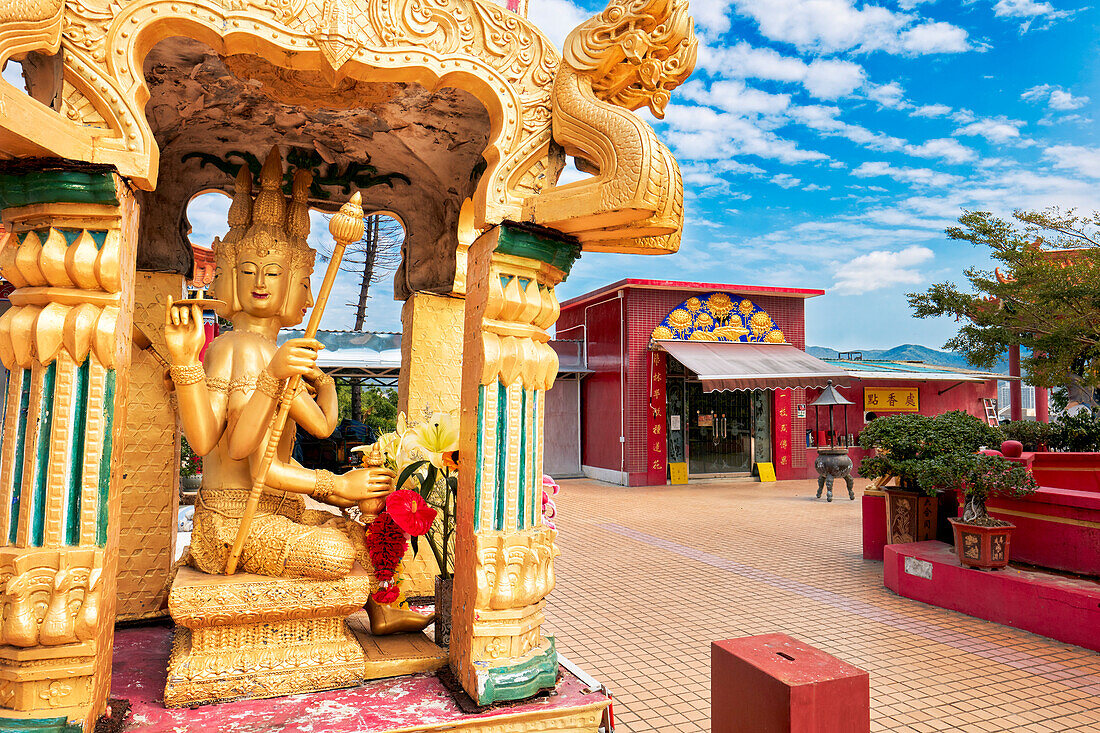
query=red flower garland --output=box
[365,513,408,584]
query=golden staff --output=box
[225,192,365,575]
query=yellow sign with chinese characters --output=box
[864,387,919,412]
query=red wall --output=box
[802,378,998,479]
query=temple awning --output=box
[657,341,849,391]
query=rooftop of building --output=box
[559,278,825,310]
[823,358,1011,382]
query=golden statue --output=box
[165,148,393,580]
[158,148,442,707]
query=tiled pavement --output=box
[541,478,1100,733]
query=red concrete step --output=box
[884,541,1100,652]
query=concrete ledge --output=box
[884,541,1100,652]
[581,465,627,486]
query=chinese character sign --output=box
[773,389,793,476]
[864,387,919,413]
[647,351,668,484]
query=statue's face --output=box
[280,268,315,327]
[236,250,291,319]
[210,256,236,318]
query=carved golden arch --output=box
[11,0,560,227]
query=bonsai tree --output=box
[917,453,1037,525]
[858,410,1003,494]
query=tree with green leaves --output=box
[908,208,1100,411]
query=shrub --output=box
[1048,410,1100,452]
[1000,420,1050,451]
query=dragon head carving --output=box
[562,0,698,119]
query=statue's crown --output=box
[213,146,315,272]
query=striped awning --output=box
[658,341,849,392]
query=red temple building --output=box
[554,279,1004,485]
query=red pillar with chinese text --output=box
[647,351,668,485]
[774,390,793,480]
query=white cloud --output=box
[681,79,791,116]
[1041,145,1100,179]
[699,42,866,100]
[1021,84,1089,111]
[994,0,1055,15]
[852,161,962,187]
[772,173,801,188]
[993,0,1072,31]
[912,103,952,118]
[905,137,977,163]
[803,183,830,191]
[898,22,969,53]
[831,246,934,294]
[663,104,829,164]
[865,81,906,108]
[731,0,969,55]
[804,59,868,99]
[954,117,1026,144]
[789,106,976,163]
[1049,90,1088,110]
[790,104,908,151]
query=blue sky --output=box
[7,0,1092,350]
[526,0,1100,350]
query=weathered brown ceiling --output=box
[136,36,491,298]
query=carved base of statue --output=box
[164,565,375,707]
[164,566,447,706]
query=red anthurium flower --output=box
[373,585,401,605]
[386,489,438,536]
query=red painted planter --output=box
[949,517,1015,570]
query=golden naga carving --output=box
[0,549,102,650]
[527,0,697,254]
[474,528,558,610]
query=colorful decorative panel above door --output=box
[651,293,786,343]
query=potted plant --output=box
[919,452,1037,569]
[179,437,202,504]
[859,411,1002,545]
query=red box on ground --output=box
[712,633,870,733]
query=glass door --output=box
[686,383,753,474]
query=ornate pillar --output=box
[452,223,579,705]
[397,291,465,595]
[0,164,138,731]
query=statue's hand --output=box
[335,467,396,514]
[164,297,206,365]
[268,338,323,381]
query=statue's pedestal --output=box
[164,566,446,706]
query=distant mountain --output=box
[808,344,1008,373]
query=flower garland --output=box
[365,513,407,602]
[365,489,437,604]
